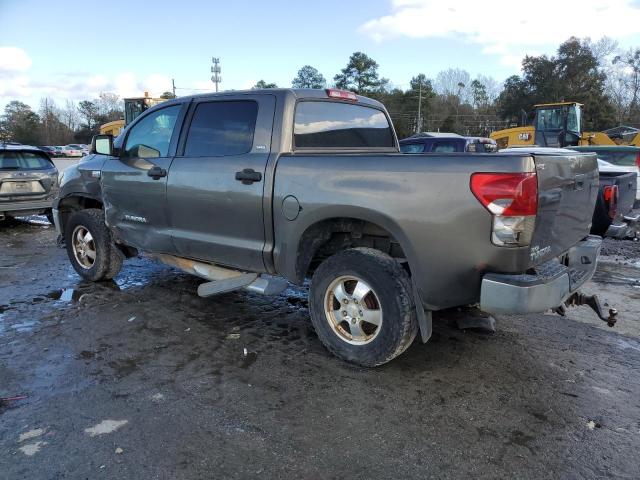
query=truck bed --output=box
[273,150,598,310]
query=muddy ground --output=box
[1,218,640,479]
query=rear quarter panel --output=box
[273,152,537,310]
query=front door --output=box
[167,95,275,271]
[101,103,183,253]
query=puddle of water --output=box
[616,338,640,352]
[59,289,74,302]
[10,320,39,333]
[14,215,52,226]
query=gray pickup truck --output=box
[54,89,613,366]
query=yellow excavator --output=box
[490,101,640,149]
[99,92,165,136]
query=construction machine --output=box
[99,92,165,136]
[490,102,640,149]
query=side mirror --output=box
[91,134,115,156]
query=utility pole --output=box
[417,80,422,134]
[172,78,176,98]
[211,57,221,92]
[456,82,465,133]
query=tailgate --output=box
[0,172,54,200]
[602,171,636,217]
[528,150,598,266]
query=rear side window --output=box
[597,151,639,167]
[0,151,53,170]
[294,101,394,149]
[400,143,425,154]
[184,101,258,156]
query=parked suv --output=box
[0,143,59,222]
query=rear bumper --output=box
[606,214,640,239]
[0,199,53,216]
[480,236,601,315]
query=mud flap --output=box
[413,282,432,343]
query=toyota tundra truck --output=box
[53,89,613,366]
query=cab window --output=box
[184,101,258,157]
[294,101,394,148]
[432,140,459,153]
[124,105,181,158]
[400,143,424,154]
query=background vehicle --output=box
[99,93,166,137]
[490,102,640,149]
[504,147,638,239]
[61,145,83,157]
[0,143,59,222]
[593,160,638,238]
[570,145,640,201]
[400,133,497,153]
[39,146,61,157]
[55,89,605,366]
[66,144,89,156]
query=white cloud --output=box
[361,0,640,70]
[0,46,32,72]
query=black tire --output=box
[309,247,418,367]
[64,208,123,281]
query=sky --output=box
[1,0,640,110]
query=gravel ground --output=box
[1,218,639,479]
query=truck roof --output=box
[165,88,386,110]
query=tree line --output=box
[2,36,639,145]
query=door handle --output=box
[235,168,262,185]
[148,166,167,180]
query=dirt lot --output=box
[1,217,640,479]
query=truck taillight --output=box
[635,153,640,169]
[326,89,358,101]
[603,185,619,220]
[470,172,538,247]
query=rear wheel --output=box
[309,248,418,367]
[64,208,123,281]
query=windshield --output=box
[0,151,54,170]
[536,105,581,133]
[125,99,148,125]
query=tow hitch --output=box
[554,292,618,327]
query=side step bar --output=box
[154,254,288,298]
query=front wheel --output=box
[64,208,123,281]
[309,248,418,367]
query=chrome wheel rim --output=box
[71,225,96,269]
[324,275,382,345]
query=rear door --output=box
[166,94,275,271]
[101,103,184,253]
[529,150,599,266]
